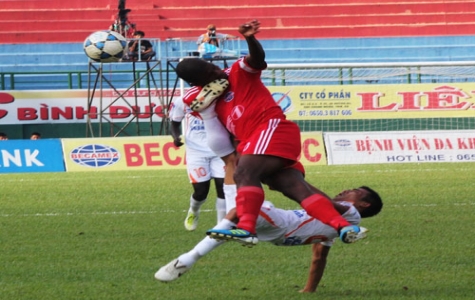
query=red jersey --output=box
[215,58,286,141]
[182,58,302,162]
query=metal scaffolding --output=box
[85,59,166,137]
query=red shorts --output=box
[290,161,305,176]
[236,119,301,162]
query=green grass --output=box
[1,163,475,299]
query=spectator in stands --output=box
[197,24,236,49]
[0,132,8,140]
[127,31,156,61]
[30,132,41,140]
[109,8,136,38]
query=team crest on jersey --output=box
[223,91,234,102]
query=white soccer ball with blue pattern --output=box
[83,30,127,63]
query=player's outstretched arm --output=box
[238,19,266,70]
[170,120,184,147]
[300,243,331,293]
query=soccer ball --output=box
[83,30,127,63]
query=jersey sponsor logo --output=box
[230,105,245,120]
[223,91,234,102]
[282,236,303,246]
[292,210,306,218]
[70,144,120,168]
[189,118,205,132]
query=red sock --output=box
[235,186,265,234]
[300,194,351,230]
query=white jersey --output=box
[256,201,361,247]
[169,97,216,157]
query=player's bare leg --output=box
[155,218,235,282]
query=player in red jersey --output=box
[175,20,363,246]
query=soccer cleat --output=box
[339,225,368,243]
[206,227,258,247]
[184,209,199,231]
[189,78,229,112]
[154,259,191,282]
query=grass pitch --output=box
[1,163,474,299]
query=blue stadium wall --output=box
[2,36,475,73]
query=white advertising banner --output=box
[324,130,475,165]
[0,90,179,124]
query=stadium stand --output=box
[2,0,475,87]
[1,0,475,42]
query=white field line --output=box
[0,174,183,182]
[2,166,475,183]
[0,209,215,218]
[1,202,474,218]
[2,166,474,217]
[305,167,475,175]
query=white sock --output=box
[177,219,236,267]
[223,184,237,213]
[202,116,234,157]
[190,195,205,213]
[215,197,226,223]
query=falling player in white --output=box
[155,182,383,293]
[169,96,226,230]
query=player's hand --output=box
[173,138,184,147]
[238,19,261,37]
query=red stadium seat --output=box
[1,0,475,43]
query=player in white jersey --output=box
[155,186,383,293]
[255,200,360,246]
[169,96,226,231]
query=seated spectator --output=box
[0,132,8,140]
[197,24,237,49]
[30,132,41,140]
[127,31,156,61]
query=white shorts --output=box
[256,201,339,246]
[186,154,225,183]
[255,201,288,244]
